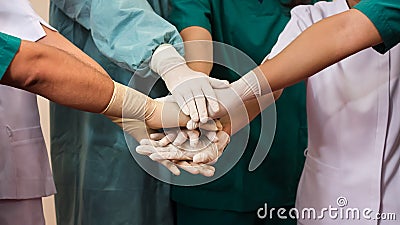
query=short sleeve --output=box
[0,32,21,80]
[354,0,400,53]
[266,6,314,61]
[169,0,212,33]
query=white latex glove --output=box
[150,129,201,147]
[107,116,183,175]
[136,137,217,177]
[150,44,230,123]
[137,130,230,165]
[101,81,190,129]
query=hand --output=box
[107,116,186,175]
[137,130,230,165]
[136,137,217,177]
[150,44,230,123]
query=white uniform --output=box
[266,0,400,224]
[0,1,56,225]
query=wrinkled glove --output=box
[196,69,268,120]
[107,116,185,175]
[152,119,223,147]
[137,130,230,165]
[101,81,190,129]
[150,44,230,123]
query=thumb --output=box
[208,77,230,89]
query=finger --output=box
[191,162,215,177]
[193,145,218,164]
[187,130,200,147]
[159,132,178,147]
[204,131,218,143]
[215,120,223,131]
[198,119,218,131]
[150,151,191,161]
[174,94,190,116]
[158,160,181,176]
[136,145,156,155]
[185,93,200,123]
[139,139,161,147]
[192,89,208,123]
[208,77,230,89]
[202,83,219,114]
[176,161,200,175]
[173,131,188,146]
[186,120,198,130]
[150,133,165,141]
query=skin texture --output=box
[1,27,191,129]
[1,38,114,113]
[258,8,382,92]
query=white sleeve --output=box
[0,0,56,41]
[262,6,315,63]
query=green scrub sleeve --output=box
[0,32,21,80]
[354,0,400,53]
[169,0,212,33]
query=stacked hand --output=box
[136,119,230,176]
[127,44,266,177]
[150,44,230,124]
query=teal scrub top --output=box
[169,0,309,211]
[0,32,20,80]
[354,0,400,53]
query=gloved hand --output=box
[101,81,190,129]
[136,135,218,177]
[107,116,184,175]
[137,130,230,165]
[150,44,230,124]
[152,119,223,147]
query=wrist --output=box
[101,81,126,117]
[150,44,186,77]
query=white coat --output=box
[266,0,400,224]
[0,0,56,199]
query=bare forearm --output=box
[259,9,382,91]
[2,40,113,113]
[180,26,213,74]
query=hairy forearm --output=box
[259,9,382,91]
[2,40,113,113]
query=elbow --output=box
[20,51,48,90]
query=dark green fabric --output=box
[176,202,296,225]
[0,32,21,80]
[49,3,173,225]
[354,0,400,53]
[169,0,308,212]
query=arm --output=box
[179,26,213,75]
[1,36,190,129]
[2,39,114,113]
[258,9,382,92]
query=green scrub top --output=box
[169,0,308,211]
[354,0,400,53]
[0,32,20,80]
